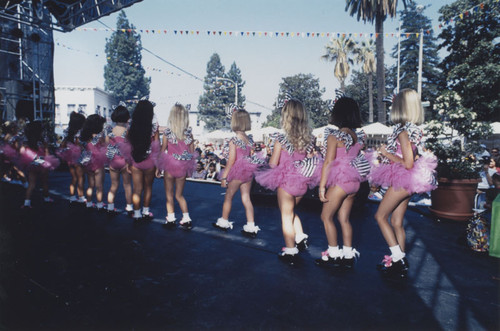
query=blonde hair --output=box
[231,109,251,132]
[168,103,189,140]
[281,99,312,151]
[390,88,424,125]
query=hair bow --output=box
[225,103,240,119]
[277,92,293,109]
[112,101,127,110]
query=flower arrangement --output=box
[425,90,492,180]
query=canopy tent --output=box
[312,125,338,137]
[491,122,500,134]
[249,126,282,141]
[361,122,392,135]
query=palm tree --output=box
[345,0,410,124]
[321,35,356,92]
[355,39,376,123]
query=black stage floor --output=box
[0,171,498,330]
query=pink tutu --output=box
[157,151,197,178]
[227,157,260,183]
[128,140,160,170]
[56,142,81,166]
[369,152,437,194]
[326,159,362,195]
[80,143,107,172]
[107,139,130,171]
[1,143,18,162]
[18,147,60,171]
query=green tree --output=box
[345,69,379,123]
[321,35,356,91]
[263,74,328,128]
[226,62,246,107]
[198,53,230,130]
[104,11,150,104]
[354,39,376,122]
[345,0,410,124]
[438,0,500,121]
[389,3,442,111]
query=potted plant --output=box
[425,90,492,221]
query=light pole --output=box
[216,77,238,106]
[416,5,424,100]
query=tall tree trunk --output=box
[368,72,373,123]
[375,12,386,124]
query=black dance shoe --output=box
[179,220,192,230]
[315,253,342,267]
[379,257,409,278]
[296,237,309,251]
[278,251,299,266]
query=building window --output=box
[67,104,75,116]
[78,104,87,114]
[103,107,107,117]
[96,105,101,115]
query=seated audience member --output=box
[191,161,207,179]
[205,162,218,181]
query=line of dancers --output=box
[0,89,437,278]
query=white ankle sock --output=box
[327,245,342,258]
[343,246,354,258]
[283,247,299,255]
[133,210,142,219]
[107,203,114,211]
[96,202,104,209]
[78,196,86,203]
[167,213,176,222]
[389,245,405,262]
[295,233,308,244]
[86,201,93,208]
[182,212,191,221]
[24,199,31,207]
[69,196,77,202]
[142,207,150,215]
[126,204,133,211]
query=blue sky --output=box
[53,0,454,124]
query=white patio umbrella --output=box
[362,122,392,135]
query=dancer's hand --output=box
[378,144,388,157]
[319,187,328,202]
[155,169,162,178]
[221,178,227,188]
[126,164,132,174]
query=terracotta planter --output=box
[429,178,480,221]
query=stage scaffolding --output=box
[0,0,142,122]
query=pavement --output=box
[0,171,498,330]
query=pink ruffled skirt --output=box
[129,141,160,170]
[157,151,197,178]
[368,153,437,194]
[255,161,321,197]
[56,142,81,166]
[326,159,362,195]
[227,157,259,183]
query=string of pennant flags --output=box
[74,1,498,39]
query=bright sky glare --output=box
[53,0,454,125]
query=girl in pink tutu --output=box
[19,121,60,208]
[126,99,160,221]
[255,99,320,264]
[105,104,133,216]
[57,111,85,204]
[77,114,107,209]
[156,103,195,229]
[213,108,264,237]
[316,97,368,269]
[369,89,437,277]
[0,121,26,184]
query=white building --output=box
[54,86,116,130]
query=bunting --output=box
[72,1,498,40]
